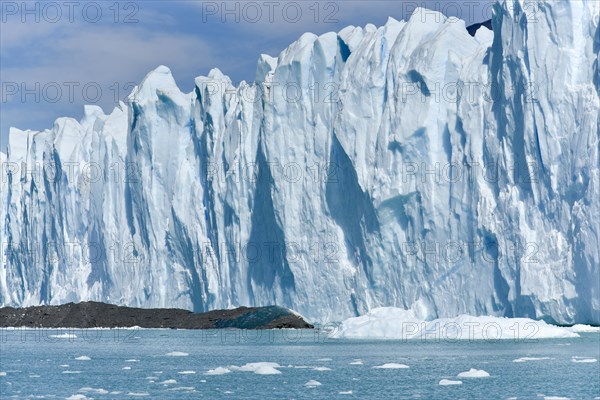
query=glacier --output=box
[1,0,599,324]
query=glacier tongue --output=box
[1,1,599,324]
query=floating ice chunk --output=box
[125,359,140,362]
[339,391,353,395]
[122,366,131,370]
[160,379,177,384]
[205,367,231,375]
[74,356,91,361]
[62,371,81,374]
[49,334,77,339]
[127,392,150,397]
[571,357,597,363]
[66,395,90,400]
[305,380,322,387]
[313,366,332,371]
[60,365,69,368]
[544,397,571,400]
[79,387,109,394]
[457,368,490,378]
[439,379,462,386]
[230,362,282,375]
[373,363,409,369]
[315,358,332,361]
[168,386,195,391]
[330,308,580,340]
[513,357,552,363]
[0,372,6,376]
[165,351,188,357]
[350,360,363,365]
[254,365,282,375]
[178,370,196,374]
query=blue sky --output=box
[0,0,494,149]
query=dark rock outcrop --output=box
[0,302,313,329]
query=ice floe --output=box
[49,334,77,339]
[456,368,490,378]
[373,363,409,369]
[178,370,196,374]
[205,367,232,375]
[305,380,322,387]
[78,387,108,394]
[230,362,282,375]
[571,356,597,363]
[165,351,188,357]
[513,357,552,363]
[439,379,462,385]
[74,356,91,361]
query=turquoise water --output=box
[0,328,598,399]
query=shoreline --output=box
[0,302,313,330]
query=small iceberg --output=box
[229,362,282,375]
[513,357,552,363]
[439,379,462,386]
[571,356,597,363]
[49,333,77,339]
[79,387,109,394]
[373,363,409,369]
[205,367,231,375]
[74,356,91,361]
[165,351,188,357]
[457,368,490,378]
[305,380,322,387]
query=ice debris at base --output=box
[567,325,600,333]
[1,1,599,325]
[329,308,580,340]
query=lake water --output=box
[0,328,598,399]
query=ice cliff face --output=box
[1,0,599,324]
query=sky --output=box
[0,0,495,149]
